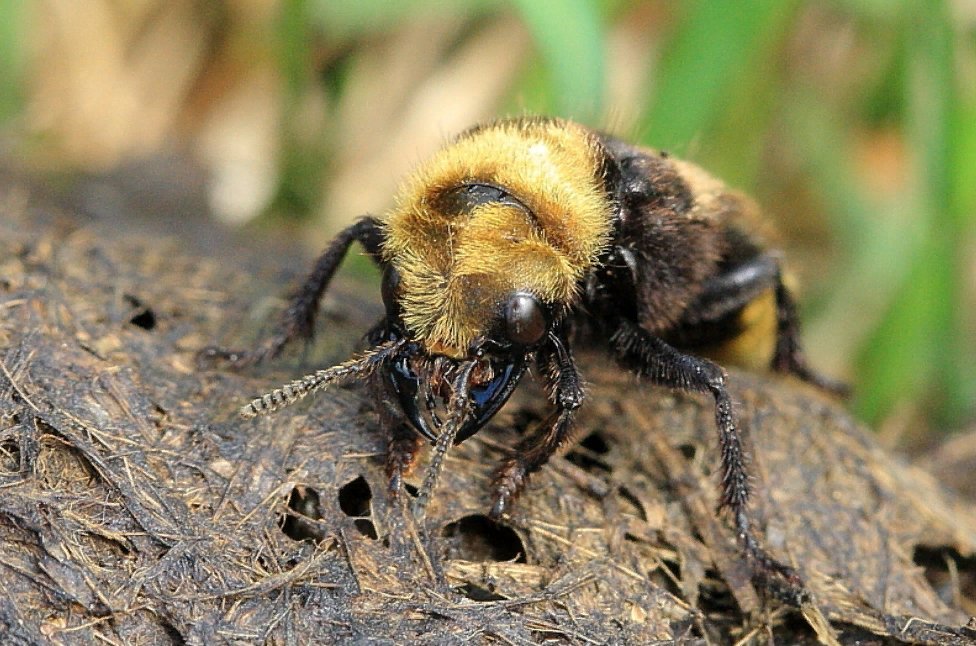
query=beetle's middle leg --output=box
[611,321,809,605]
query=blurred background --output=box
[0,0,974,451]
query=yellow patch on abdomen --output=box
[704,288,778,370]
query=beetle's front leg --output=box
[201,216,386,367]
[490,332,584,519]
[386,424,424,497]
[372,372,424,497]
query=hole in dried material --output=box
[676,619,705,641]
[617,485,646,522]
[354,519,378,540]
[647,549,683,599]
[697,568,737,614]
[404,482,419,498]
[124,294,157,331]
[338,476,377,539]
[913,544,976,606]
[441,514,525,563]
[579,430,610,454]
[281,486,326,542]
[510,409,544,436]
[457,582,506,602]
[160,618,184,643]
[565,430,612,474]
[130,309,157,330]
[338,476,372,517]
[0,438,20,471]
[678,443,697,460]
[565,449,610,475]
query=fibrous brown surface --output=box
[1,179,975,645]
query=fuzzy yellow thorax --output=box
[381,119,613,356]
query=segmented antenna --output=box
[413,360,477,517]
[240,338,405,419]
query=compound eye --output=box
[504,293,547,346]
[381,265,401,315]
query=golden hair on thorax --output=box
[382,118,614,356]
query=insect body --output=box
[222,117,843,603]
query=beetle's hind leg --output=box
[674,253,847,396]
[677,254,780,327]
[201,216,386,367]
[771,281,849,396]
[611,322,809,605]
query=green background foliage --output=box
[2,0,973,436]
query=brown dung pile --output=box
[1,181,975,644]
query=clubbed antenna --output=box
[413,360,477,517]
[240,338,405,419]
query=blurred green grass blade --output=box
[952,99,976,222]
[785,98,921,378]
[640,0,799,153]
[278,0,314,98]
[950,70,976,413]
[693,45,782,189]
[272,0,328,219]
[308,0,501,40]
[0,0,26,122]
[942,22,976,422]
[854,243,945,423]
[855,2,968,425]
[510,0,606,123]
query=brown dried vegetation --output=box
[1,181,975,644]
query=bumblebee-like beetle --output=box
[211,117,844,604]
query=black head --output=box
[381,265,554,443]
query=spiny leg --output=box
[772,280,849,396]
[371,358,426,498]
[679,254,779,326]
[490,332,583,519]
[611,321,808,605]
[385,421,424,497]
[202,216,385,366]
[673,253,847,397]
